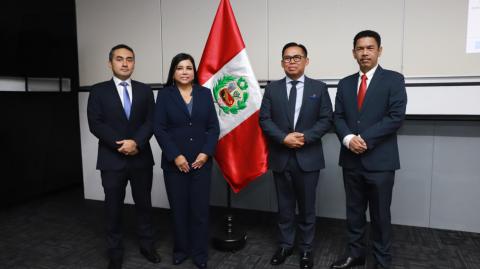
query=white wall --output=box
[403,0,479,77]
[76,0,480,114]
[76,0,162,85]
[76,0,480,84]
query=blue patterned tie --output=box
[120,82,131,119]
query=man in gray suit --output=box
[260,42,333,269]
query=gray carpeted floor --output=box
[1,187,479,269]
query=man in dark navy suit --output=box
[260,42,333,269]
[331,31,407,269]
[87,44,160,269]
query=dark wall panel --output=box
[0,0,78,88]
[0,93,82,206]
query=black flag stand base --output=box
[211,182,247,252]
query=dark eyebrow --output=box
[115,56,134,60]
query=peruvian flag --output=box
[198,0,268,193]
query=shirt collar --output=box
[112,76,132,87]
[286,74,305,84]
[358,64,378,81]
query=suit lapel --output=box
[278,78,293,127]
[170,86,191,118]
[190,85,200,119]
[359,66,384,115]
[296,77,310,128]
[129,81,137,121]
[346,73,360,113]
[108,79,129,121]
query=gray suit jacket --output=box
[259,76,333,172]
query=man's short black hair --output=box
[109,44,135,61]
[353,30,381,48]
[282,42,308,57]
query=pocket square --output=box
[308,94,319,99]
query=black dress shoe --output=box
[194,261,207,268]
[173,256,187,265]
[330,256,365,268]
[372,263,390,269]
[107,258,122,269]
[299,251,314,269]
[140,248,161,263]
[270,247,293,265]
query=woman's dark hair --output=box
[166,53,198,86]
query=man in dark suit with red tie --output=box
[260,42,333,269]
[87,44,160,269]
[331,31,407,269]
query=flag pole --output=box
[211,180,247,252]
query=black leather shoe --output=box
[299,251,314,269]
[140,248,161,263]
[194,261,207,269]
[372,263,390,269]
[330,256,365,268]
[107,258,122,269]
[173,256,187,265]
[270,247,293,265]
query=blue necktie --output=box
[120,82,131,119]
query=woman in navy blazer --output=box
[153,53,219,269]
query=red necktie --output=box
[357,74,367,110]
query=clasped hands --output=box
[116,139,138,156]
[349,135,367,154]
[174,153,209,173]
[283,132,305,149]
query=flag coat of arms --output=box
[198,0,268,193]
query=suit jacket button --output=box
[190,138,193,141]
[189,122,192,126]
[357,120,360,124]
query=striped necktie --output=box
[120,81,131,118]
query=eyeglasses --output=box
[282,55,305,63]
